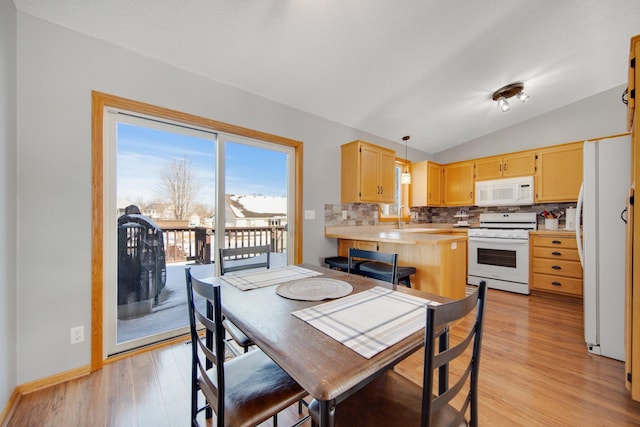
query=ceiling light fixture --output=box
[492,82,529,112]
[401,135,411,185]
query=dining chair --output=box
[219,245,271,274]
[185,268,309,427]
[219,245,271,354]
[308,281,488,427]
[347,248,398,284]
[328,252,416,287]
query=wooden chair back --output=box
[185,267,226,425]
[347,248,398,284]
[422,281,487,427]
[219,245,270,274]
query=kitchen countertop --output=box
[324,225,468,245]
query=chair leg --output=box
[273,414,278,426]
[399,276,411,287]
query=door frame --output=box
[91,91,303,370]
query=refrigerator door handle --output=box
[576,182,584,268]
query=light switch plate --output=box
[304,210,315,220]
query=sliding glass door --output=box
[105,111,217,355]
[102,109,295,356]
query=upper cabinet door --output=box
[503,151,536,177]
[409,161,443,207]
[535,142,583,203]
[474,156,503,181]
[443,160,475,206]
[427,162,443,205]
[359,144,383,202]
[378,149,397,204]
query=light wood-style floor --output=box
[7,289,640,426]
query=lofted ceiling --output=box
[12,0,640,154]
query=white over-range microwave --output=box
[475,176,534,206]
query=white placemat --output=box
[292,286,439,358]
[276,278,353,301]
[222,265,322,291]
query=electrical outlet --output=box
[342,210,348,220]
[70,326,84,344]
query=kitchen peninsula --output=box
[324,225,468,299]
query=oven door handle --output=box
[468,237,529,245]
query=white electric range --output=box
[467,212,537,294]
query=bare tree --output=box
[157,155,200,220]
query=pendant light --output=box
[401,135,411,185]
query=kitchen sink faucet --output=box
[398,205,410,229]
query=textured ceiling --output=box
[13,0,640,154]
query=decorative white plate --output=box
[276,278,353,301]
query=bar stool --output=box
[324,256,350,271]
[358,262,417,287]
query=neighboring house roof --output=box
[226,195,287,219]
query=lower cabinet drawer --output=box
[532,258,583,278]
[531,273,583,296]
[532,247,580,262]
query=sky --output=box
[116,122,287,208]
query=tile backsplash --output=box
[324,202,579,229]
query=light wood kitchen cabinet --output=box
[409,161,443,206]
[443,160,474,206]
[341,140,396,204]
[337,239,378,255]
[475,151,536,181]
[530,233,583,298]
[534,142,583,202]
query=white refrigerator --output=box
[576,135,631,361]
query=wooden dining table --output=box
[207,263,450,427]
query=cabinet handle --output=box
[469,192,473,199]
[504,163,507,171]
[499,164,502,172]
[551,281,562,286]
[551,265,562,270]
[552,251,562,256]
[551,240,562,245]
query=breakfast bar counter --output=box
[324,225,468,299]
